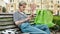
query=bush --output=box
[53,16,60,31]
[53,15,60,26]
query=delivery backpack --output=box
[34,9,54,27]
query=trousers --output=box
[18,23,50,34]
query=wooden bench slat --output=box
[0,25,16,30]
[0,18,12,19]
[0,16,12,18]
[0,27,19,31]
[0,22,14,26]
[0,19,13,22]
[0,27,20,30]
[0,20,12,22]
[0,17,13,19]
[0,13,13,15]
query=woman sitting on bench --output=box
[13,1,50,34]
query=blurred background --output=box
[0,0,60,34]
[0,0,60,15]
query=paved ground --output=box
[51,32,60,34]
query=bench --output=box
[0,13,59,34]
[0,13,35,34]
[0,13,21,34]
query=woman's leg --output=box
[18,23,47,34]
[32,24,50,34]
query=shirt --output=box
[13,11,28,25]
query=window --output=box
[10,0,12,2]
[57,5,60,8]
[0,6,2,11]
[58,1,59,4]
[57,10,59,15]
[37,5,39,8]
[51,5,53,8]
[11,10,13,12]
[10,0,14,2]
[0,8,1,11]
[51,0,53,3]
[11,5,13,7]
[53,10,59,15]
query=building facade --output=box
[0,0,60,15]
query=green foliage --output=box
[53,15,60,26]
[2,7,6,13]
[53,16,60,30]
[48,9,60,26]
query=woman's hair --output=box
[19,1,27,6]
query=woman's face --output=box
[19,4,26,12]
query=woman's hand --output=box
[27,14,34,21]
